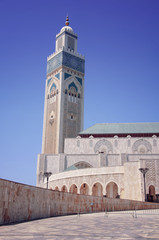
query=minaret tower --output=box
[42,17,85,154]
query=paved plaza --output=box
[0,210,159,240]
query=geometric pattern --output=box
[55,73,60,79]
[50,82,56,93]
[64,73,72,80]
[47,52,62,74]
[63,52,85,73]
[132,139,152,153]
[146,160,156,188]
[68,82,78,92]
[94,139,113,153]
[47,51,85,74]
[75,76,82,85]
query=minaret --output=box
[41,17,85,154]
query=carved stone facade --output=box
[37,136,159,201]
[37,18,159,203]
[41,19,84,154]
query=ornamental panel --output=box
[94,139,113,153]
[50,82,56,93]
[64,73,72,80]
[75,77,82,86]
[47,51,85,74]
[68,82,78,92]
[62,52,85,73]
[55,73,60,79]
[47,52,62,74]
[132,139,152,153]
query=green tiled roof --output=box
[80,122,159,135]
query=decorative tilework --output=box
[47,51,85,74]
[47,52,62,74]
[68,82,78,92]
[75,77,82,86]
[63,52,85,73]
[55,73,60,79]
[64,73,72,80]
[47,78,52,86]
[50,82,56,93]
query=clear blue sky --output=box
[0,0,159,186]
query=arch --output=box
[132,139,152,153]
[92,182,103,197]
[69,184,78,194]
[94,139,113,154]
[106,182,119,198]
[68,82,78,92]
[50,82,56,93]
[54,186,59,191]
[152,135,157,147]
[147,185,156,202]
[61,185,68,192]
[75,161,93,169]
[114,136,118,147]
[80,183,89,195]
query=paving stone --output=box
[0,211,159,239]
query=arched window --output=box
[75,161,92,169]
[148,185,156,202]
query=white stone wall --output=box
[64,137,159,155]
[46,164,144,201]
[123,161,142,200]
[37,136,159,201]
[48,166,124,195]
[66,154,100,168]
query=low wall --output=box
[1,178,159,225]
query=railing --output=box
[75,209,159,219]
[74,202,159,218]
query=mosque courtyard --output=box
[0,210,159,239]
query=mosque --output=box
[37,17,159,202]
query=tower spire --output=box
[65,16,69,26]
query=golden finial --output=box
[65,16,69,26]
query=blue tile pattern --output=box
[50,82,56,93]
[47,77,52,86]
[75,76,82,86]
[55,73,60,79]
[47,51,85,75]
[68,82,78,92]
[63,52,85,73]
[47,52,62,74]
[64,73,72,80]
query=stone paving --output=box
[0,210,159,240]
